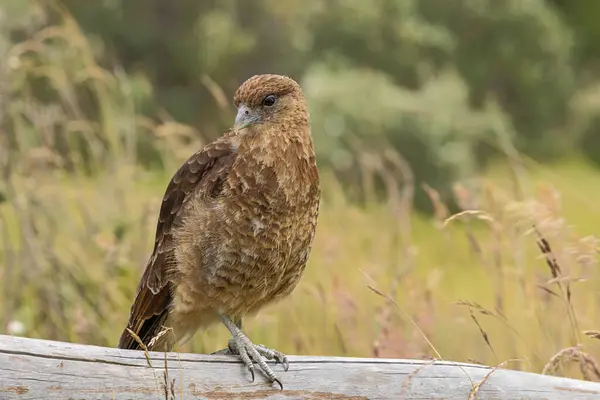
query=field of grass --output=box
[2,150,600,379]
[1,13,600,383]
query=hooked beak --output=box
[235,104,260,129]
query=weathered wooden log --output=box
[1,334,599,399]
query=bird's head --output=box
[233,74,308,130]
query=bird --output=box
[117,74,320,389]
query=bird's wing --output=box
[118,136,237,350]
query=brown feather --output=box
[118,74,320,352]
[118,136,238,349]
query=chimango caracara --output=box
[118,74,320,388]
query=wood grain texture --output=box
[1,335,600,400]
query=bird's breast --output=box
[204,158,318,314]
[173,142,319,317]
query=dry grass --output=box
[2,10,600,390]
[542,345,600,382]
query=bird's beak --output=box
[235,104,260,129]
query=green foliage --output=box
[419,0,577,159]
[306,0,454,89]
[304,63,515,209]
[549,0,600,72]
[3,18,155,173]
[1,0,600,382]
[580,116,600,168]
[308,0,577,161]
[0,0,598,212]
[570,83,600,167]
[59,0,311,136]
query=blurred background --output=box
[1,0,600,380]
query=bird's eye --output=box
[262,95,277,107]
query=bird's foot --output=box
[220,315,287,389]
[227,339,290,371]
[227,336,285,389]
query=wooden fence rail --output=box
[1,334,600,399]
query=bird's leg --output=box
[209,317,242,355]
[220,314,288,389]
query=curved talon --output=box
[248,365,255,382]
[273,378,283,390]
[281,357,290,372]
[272,353,289,371]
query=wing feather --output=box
[118,136,237,350]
